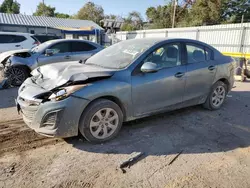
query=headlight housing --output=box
[49,84,87,101]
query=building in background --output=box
[100,19,124,34]
[0,13,104,44]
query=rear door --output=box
[37,41,72,66]
[183,43,216,103]
[0,34,24,52]
[13,35,29,49]
[70,41,98,62]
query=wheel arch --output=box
[80,95,127,123]
[217,78,230,92]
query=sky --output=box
[0,0,168,19]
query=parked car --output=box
[3,39,103,86]
[34,34,62,43]
[17,38,235,143]
[0,32,39,53]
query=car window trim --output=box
[132,42,184,76]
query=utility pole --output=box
[241,14,244,24]
[172,0,177,28]
[42,0,45,16]
[42,0,48,34]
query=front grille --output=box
[21,108,37,123]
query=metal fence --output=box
[110,23,250,54]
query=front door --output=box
[37,42,72,66]
[131,43,186,116]
[183,43,216,103]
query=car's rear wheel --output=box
[203,81,228,110]
[5,65,30,86]
[79,99,123,143]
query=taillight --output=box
[33,41,40,45]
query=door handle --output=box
[175,72,185,78]
[64,55,71,59]
[15,45,20,47]
[208,65,215,71]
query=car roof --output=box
[45,39,102,47]
[0,31,33,36]
[125,37,217,51]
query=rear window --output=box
[14,35,26,43]
[71,41,97,52]
[0,34,26,43]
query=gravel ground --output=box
[0,81,250,188]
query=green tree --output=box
[182,0,223,26]
[33,2,55,17]
[0,0,20,14]
[104,14,117,20]
[146,4,173,29]
[55,12,70,19]
[222,0,250,23]
[121,11,143,31]
[76,2,104,23]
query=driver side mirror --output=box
[45,49,54,56]
[141,62,158,73]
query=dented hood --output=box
[0,49,30,63]
[31,61,115,90]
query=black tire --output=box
[79,99,123,143]
[203,81,228,110]
[5,65,30,86]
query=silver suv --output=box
[4,39,103,86]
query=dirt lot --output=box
[0,81,250,188]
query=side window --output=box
[13,36,26,43]
[72,42,97,52]
[0,35,8,43]
[186,44,206,64]
[49,42,71,54]
[143,43,181,69]
[0,35,16,43]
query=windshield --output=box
[30,41,53,54]
[85,39,157,69]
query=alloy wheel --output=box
[89,108,119,139]
[212,86,226,107]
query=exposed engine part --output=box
[12,52,31,58]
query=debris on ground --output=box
[5,162,17,175]
[168,150,183,165]
[119,152,144,173]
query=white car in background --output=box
[0,32,39,53]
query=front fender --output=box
[72,79,133,121]
[9,56,36,69]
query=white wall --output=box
[113,23,250,53]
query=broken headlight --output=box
[49,84,87,101]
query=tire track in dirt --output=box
[0,119,62,155]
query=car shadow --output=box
[0,87,18,108]
[65,89,250,158]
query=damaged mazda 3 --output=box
[17,38,235,143]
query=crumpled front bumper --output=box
[17,93,90,138]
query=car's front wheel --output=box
[203,81,228,110]
[4,65,30,86]
[79,99,123,143]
